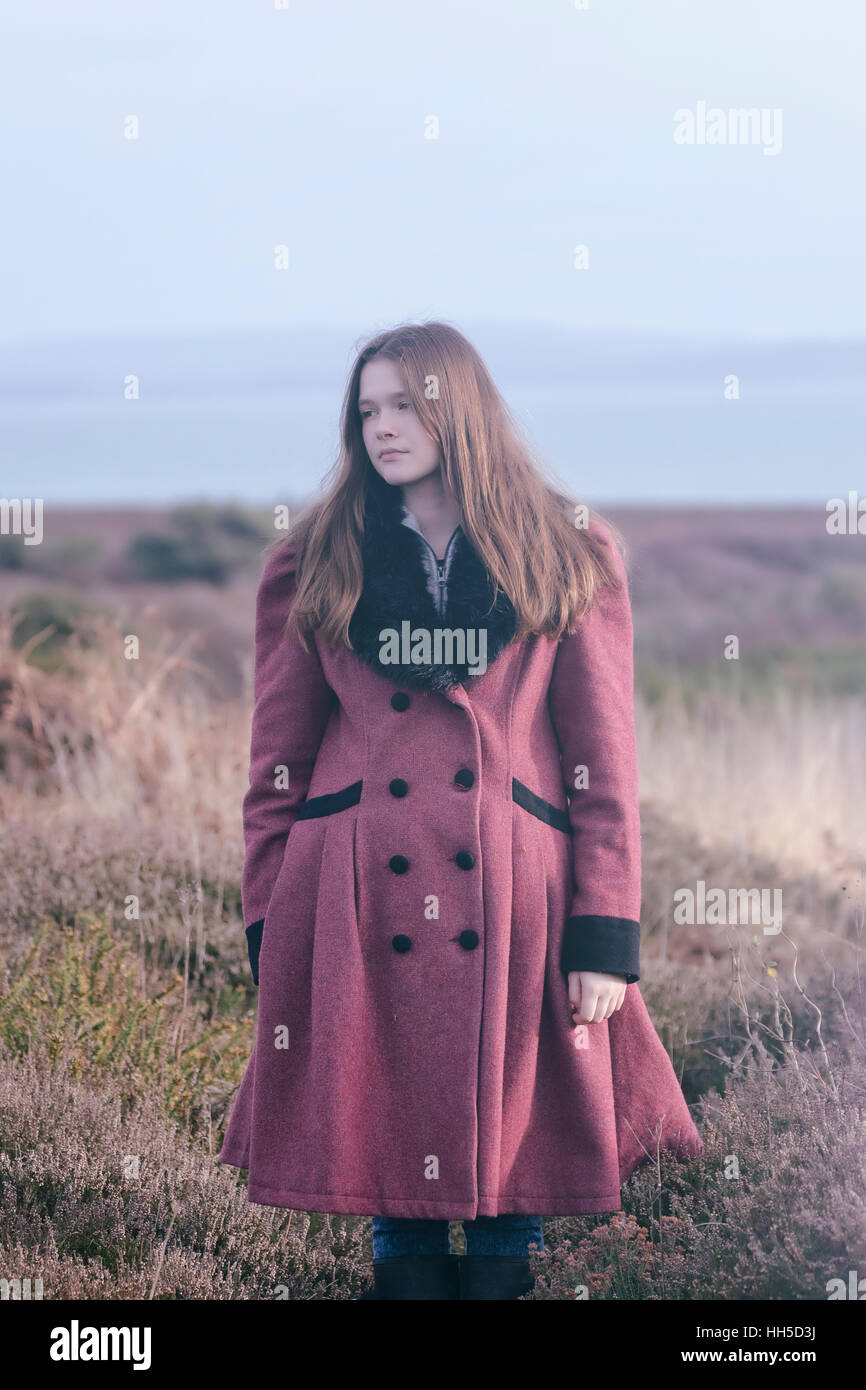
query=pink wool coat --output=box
[219,483,701,1218]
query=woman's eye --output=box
[360,403,409,418]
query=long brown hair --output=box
[280,320,625,648]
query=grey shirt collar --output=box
[399,506,462,617]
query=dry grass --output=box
[638,690,866,889]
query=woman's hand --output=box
[568,970,627,1024]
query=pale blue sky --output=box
[2,0,865,341]
[2,1,864,504]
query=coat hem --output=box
[217,1152,622,1218]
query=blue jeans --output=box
[372,1215,544,1259]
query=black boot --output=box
[359,1253,461,1301]
[458,1254,536,1300]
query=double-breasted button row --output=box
[390,692,476,788]
[385,709,479,954]
[388,781,476,871]
[387,846,475,872]
[392,930,480,953]
[389,773,476,796]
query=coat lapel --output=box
[348,473,517,691]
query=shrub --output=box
[531,1044,866,1301]
[0,1051,371,1299]
[0,914,251,1133]
[0,537,26,570]
[9,593,104,672]
[126,533,229,584]
[124,503,271,584]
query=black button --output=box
[392,934,412,953]
[389,778,409,798]
[454,768,475,788]
[458,929,479,951]
[391,693,410,711]
[389,855,409,874]
[455,850,475,870]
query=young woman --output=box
[218,321,702,1301]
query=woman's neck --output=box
[400,472,462,558]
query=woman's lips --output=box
[380,449,408,460]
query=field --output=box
[0,503,864,1299]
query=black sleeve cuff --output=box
[560,915,640,984]
[245,919,264,986]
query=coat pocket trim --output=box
[511,777,572,835]
[297,779,363,819]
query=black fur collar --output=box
[347,472,517,691]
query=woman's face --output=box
[358,356,442,487]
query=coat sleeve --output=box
[547,525,642,983]
[240,542,334,983]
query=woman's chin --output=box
[375,460,418,484]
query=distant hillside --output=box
[612,506,866,696]
[1,503,863,699]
